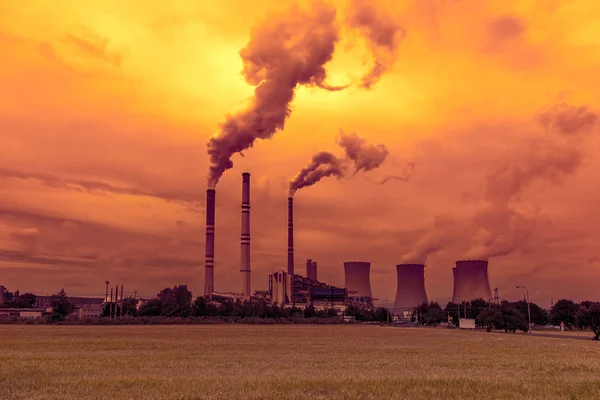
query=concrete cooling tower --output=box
[451,260,492,303]
[204,189,216,296]
[344,261,372,298]
[287,197,294,275]
[240,173,251,298]
[306,259,318,281]
[393,264,428,310]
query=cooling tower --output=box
[452,260,492,303]
[393,264,428,310]
[344,261,372,298]
[306,259,318,281]
[287,196,294,275]
[240,173,251,297]
[204,189,216,296]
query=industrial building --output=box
[452,260,493,303]
[306,259,318,281]
[76,303,103,319]
[269,270,347,307]
[393,264,428,311]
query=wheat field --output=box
[1,325,599,400]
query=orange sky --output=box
[1,0,600,306]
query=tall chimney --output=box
[204,189,216,296]
[241,173,251,298]
[287,196,294,275]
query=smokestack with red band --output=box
[287,196,294,275]
[204,189,216,296]
[241,173,251,297]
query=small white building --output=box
[77,303,103,319]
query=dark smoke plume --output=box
[337,130,389,174]
[289,152,346,196]
[206,1,344,188]
[289,131,389,195]
[380,162,416,184]
[346,0,406,89]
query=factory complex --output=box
[204,173,495,316]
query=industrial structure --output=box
[306,259,318,281]
[269,270,346,307]
[287,196,294,275]
[393,264,428,311]
[451,260,493,303]
[344,261,373,299]
[204,188,216,296]
[240,173,251,298]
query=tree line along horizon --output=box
[1,285,599,340]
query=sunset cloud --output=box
[1,0,600,305]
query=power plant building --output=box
[269,270,346,306]
[393,264,428,311]
[452,260,493,303]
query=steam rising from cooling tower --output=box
[240,173,251,297]
[204,189,216,296]
[344,261,373,298]
[289,131,389,195]
[393,264,428,310]
[451,260,492,303]
[401,102,598,263]
[206,1,345,188]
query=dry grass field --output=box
[1,325,599,400]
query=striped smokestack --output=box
[241,173,251,297]
[287,196,294,275]
[204,189,216,296]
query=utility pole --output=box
[115,285,119,318]
[134,290,138,300]
[110,288,114,319]
[517,286,532,334]
[120,284,124,318]
[105,281,109,303]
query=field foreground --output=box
[1,325,599,400]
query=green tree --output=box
[477,307,503,332]
[157,285,193,317]
[303,304,316,318]
[424,304,445,326]
[514,300,549,326]
[193,296,207,316]
[49,289,73,322]
[576,302,600,340]
[500,303,528,333]
[138,298,162,316]
[550,299,579,327]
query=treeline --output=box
[8,285,391,324]
[108,286,391,322]
[412,298,600,340]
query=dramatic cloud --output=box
[346,0,406,89]
[206,1,345,188]
[289,131,389,195]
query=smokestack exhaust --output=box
[204,189,216,296]
[287,196,294,275]
[241,173,251,297]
